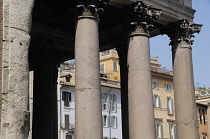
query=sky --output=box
[150,0,210,88]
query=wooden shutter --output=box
[171,99,174,114]
[167,98,170,114]
[62,92,65,101]
[65,115,69,129]
[161,124,163,138]
[165,84,167,91]
[158,96,161,108]
[69,93,71,102]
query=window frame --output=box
[110,94,117,112]
[113,62,118,72]
[167,97,174,115]
[103,115,110,127]
[152,80,159,89]
[111,116,117,128]
[155,123,163,138]
[62,91,72,107]
[169,124,176,139]
[165,84,172,92]
[153,95,161,108]
[100,63,105,73]
[199,109,206,124]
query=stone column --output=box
[207,103,210,139]
[0,0,35,139]
[74,1,108,139]
[117,45,130,139]
[127,2,161,139]
[168,19,202,139]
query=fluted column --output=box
[127,2,161,139]
[168,19,202,139]
[75,1,108,139]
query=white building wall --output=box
[59,86,122,139]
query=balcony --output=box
[101,78,120,86]
[60,123,75,131]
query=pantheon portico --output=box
[0,0,202,139]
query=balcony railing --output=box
[101,78,120,86]
[60,123,75,131]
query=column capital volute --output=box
[76,0,109,20]
[129,1,161,36]
[165,19,202,48]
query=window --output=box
[153,95,161,108]
[199,109,206,124]
[103,115,109,127]
[202,133,207,139]
[110,94,117,112]
[113,62,118,71]
[65,115,69,129]
[102,93,109,111]
[155,124,163,138]
[66,135,72,139]
[100,64,105,73]
[169,124,176,139]
[165,84,172,92]
[152,81,159,89]
[167,97,174,114]
[62,91,71,107]
[111,116,117,128]
[66,76,70,82]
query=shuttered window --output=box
[111,94,117,112]
[65,115,69,129]
[100,64,105,73]
[153,95,161,108]
[155,124,163,138]
[62,91,71,107]
[111,116,117,128]
[199,109,206,124]
[152,80,159,89]
[113,62,118,71]
[167,97,174,114]
[103,115,109,127]
[165,84,172,92]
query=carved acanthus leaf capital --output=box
[77,0,109,18]
[168,19,202,47]
[130,1,161,34]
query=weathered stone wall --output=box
[0,0,3,129]
[0,0,35,138]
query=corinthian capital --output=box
[168,19,202,47]
[77,0,109,18]
[130,1,161,34]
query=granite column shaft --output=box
[74,2,105,138]
[170,20,201,139]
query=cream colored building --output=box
[100,50,176,139]
[196,88,210,139]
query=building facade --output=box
[59,70,122,139]
[196,88,210,139]
[0,0,202,139]
[58,54,176,139]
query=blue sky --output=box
[150,0,210,88]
